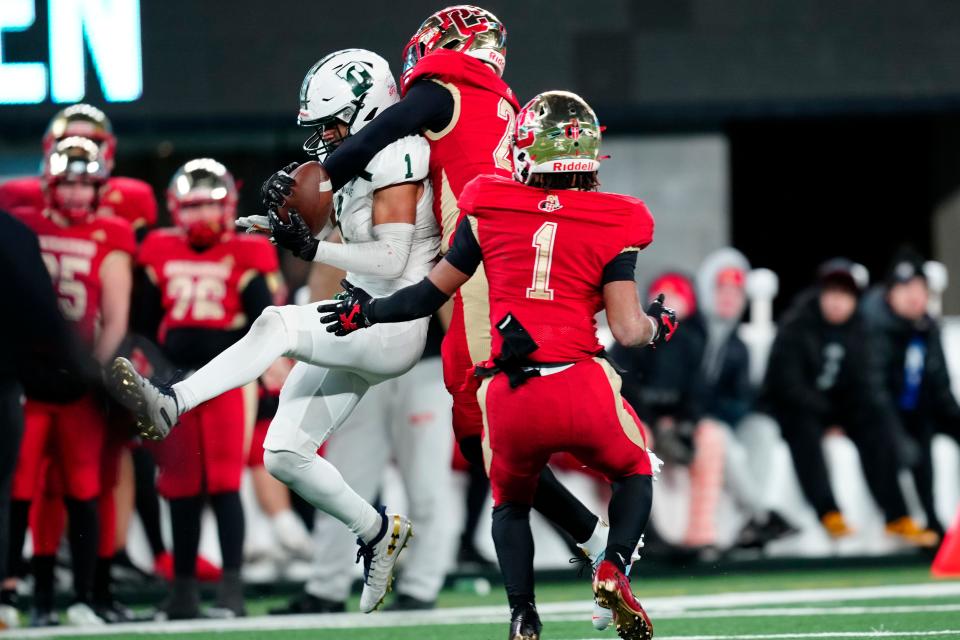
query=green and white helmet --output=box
[512,90,602,184]
[298,48,399,159]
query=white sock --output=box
[263,449,381,542]
[173,310,289,413]
[580,519,608,560]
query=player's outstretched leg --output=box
[108,307,294,439]
[593,474,654,640]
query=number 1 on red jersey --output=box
[526,222,557,300]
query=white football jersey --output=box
[328,135,439,297]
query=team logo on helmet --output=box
[400,5,507,94]
[511,91,602,185]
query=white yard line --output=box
[572,632,960,640]
[4,582,960,638]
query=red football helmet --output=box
[43,104,117,171]
[400,5,507,94]
[167,158,238,248]
[43,137,110,223]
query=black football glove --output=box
[260,162,298,210]
[317,280,374,336]
[646,293,678,347]
[268,208,318,261]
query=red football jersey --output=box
[20,210,136,346]
[0,176,157,230]
[405,50,520,248]
[138,229,278,343]
[459,175,655,364]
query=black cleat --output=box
[735,511,799,549]
[508,602,542,640]
[207,570,246,619]
[268,592,345,615]
[157,577,200,620]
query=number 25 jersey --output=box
[458,175,655,364]
[19,210,136,348]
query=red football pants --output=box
[442,275,491,442]
[29,423,127,557]
[148,388,246,499]
[13,396,106,501]
[478,357,653,506]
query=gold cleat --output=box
[107,357,178,441]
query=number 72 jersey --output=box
[458,174,655,364]
[137,229,278,343]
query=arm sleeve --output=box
[444,216,482,276]
[367,277,452,325]
[323,80,453,191]
[602,251,638,284]
[313,223,415,279]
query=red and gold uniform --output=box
[404,49,519,441]
[0,176,157,232]
[456,174,656,505]
[137,228,278,498]
[11,211,136,503]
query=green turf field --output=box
[6,565,960,639]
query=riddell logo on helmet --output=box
[538,195,562,212]
[552,160,594,171]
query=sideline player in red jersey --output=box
[262,8,614,612]
[319,91,675,640]
[133,159,278,619]
[0,104,157,238]
[10,138,135,627]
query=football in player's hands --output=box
[646,293,678,347]
[273,161,334,235]
[317,280,374,336]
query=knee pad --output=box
[262,448,310,487]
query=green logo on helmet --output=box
[337,63,374,98]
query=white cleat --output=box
[589,552,613,631]
[108,357,179,440]
[356,512,413,613]
[65,602,105,626]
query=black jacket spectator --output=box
[759,285,911,525]
[760,289,885,420]
[863,291,960,439]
